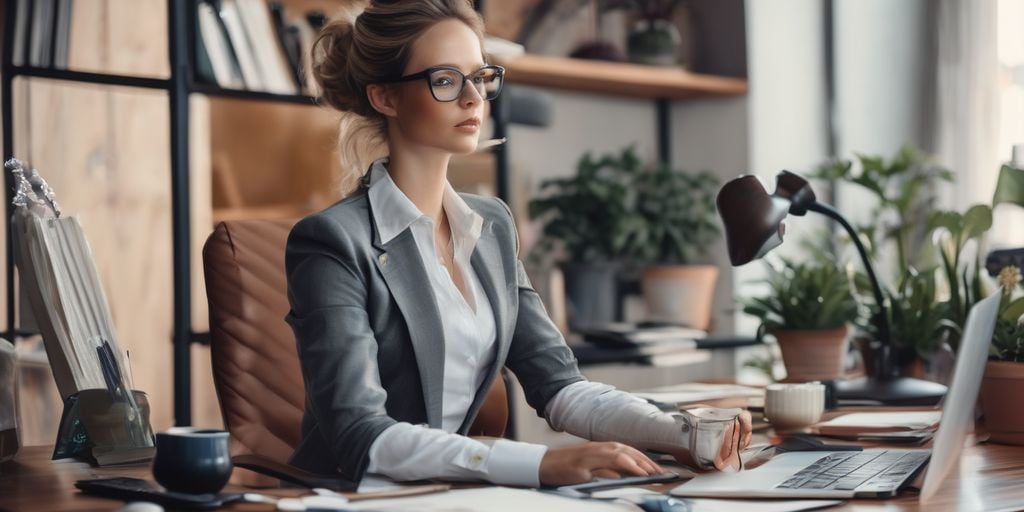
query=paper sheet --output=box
[592,488,843,512]
[346,487,634,511]
[817,411,941,430]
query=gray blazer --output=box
[283,184,585,484]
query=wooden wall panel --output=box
[210,99,342,214]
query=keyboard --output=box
[776,450,930,491]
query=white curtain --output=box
[933,0,1000,213]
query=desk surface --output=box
[2,439,1024,511]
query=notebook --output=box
[814,411,941,436]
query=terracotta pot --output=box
[641,265,718,331]
[980,360,1024,445]
[773,326,849,382]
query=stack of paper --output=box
[8,159,130,399]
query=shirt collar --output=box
[367,157,484,247]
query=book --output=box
[575,321,705,348]
[236,0,299,94]
[216,0,265,90]
[52,0,73,68]
[268,2,304,90]
[814,411,942,436]
[633,383,765,408]
[11,0,32,66]
[197,1,246,89]
[29,0,55,67]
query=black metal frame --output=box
[1,0,511,427]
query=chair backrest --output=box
[202,219,508,472]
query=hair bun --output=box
[312,16,362,114]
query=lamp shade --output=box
[716,175,790,266]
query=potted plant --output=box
[600,0,687,66]
[980,157,1024,445]
[815,146,961,375]
[743,258,860,382]
[632,161,720,330]
[981,265,1024,445]
[528,147,646,327]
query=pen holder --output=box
[52,389,155,466]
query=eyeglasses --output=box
[377,64,505,102]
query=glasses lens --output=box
[471,67,503,100]
[428,68,464,101]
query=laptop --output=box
[670,289,1002,500]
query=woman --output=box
[284,0,752,488]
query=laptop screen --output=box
[919,289,1002,502]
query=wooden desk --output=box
[2,442,1023,511]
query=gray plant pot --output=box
[561,261,621,328]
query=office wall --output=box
[741,0,935,330]
[833,0,933,285]
[741,0,830,337]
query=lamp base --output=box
[835,376,947,406]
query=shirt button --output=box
[469,453,484,469]
[378,254,389,267]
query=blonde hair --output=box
[311,0,486,197]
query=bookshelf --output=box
[494,53,749,100]
[2,0,195,427]
[0,0,507,429]
[493,52,748,166]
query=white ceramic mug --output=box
[764,382,826,428]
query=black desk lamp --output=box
[717,171,948,405]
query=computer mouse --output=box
[117,502,164,512]
[638,496,690,512]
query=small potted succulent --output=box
[632,160,720,330]
[743,258,860,382]
[528,147,646,327]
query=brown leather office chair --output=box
[203,219,510,488]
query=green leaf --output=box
[1001,297,1024,323]
[961,204,993,240]
[993,164,1024,209]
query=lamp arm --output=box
[806,202,892,353]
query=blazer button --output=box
[378,254,389,267]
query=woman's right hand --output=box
[538,441,664,486]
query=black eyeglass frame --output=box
[375,64,506,102]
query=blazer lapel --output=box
[369,205,446,428]
[458,217,513,433]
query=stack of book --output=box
[6,158,153,465]
[196,0,329,95]
[9,0,74,69]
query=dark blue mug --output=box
[152,427,232,494]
